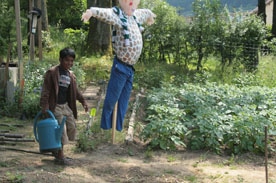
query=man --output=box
[40,47,88,165]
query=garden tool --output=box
[86,108,96,132]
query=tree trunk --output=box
[41,0,49,31]
[272,0,276,36]
[86,0,113,55]
[258,0,266,24]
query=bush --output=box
[16,62,50,118]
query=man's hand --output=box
[41,109,49,119]
[41,108,47,114]
[81,9,93,22]
[83,104,89,113]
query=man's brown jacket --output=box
[40,65,87,119]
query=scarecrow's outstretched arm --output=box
[81,8,119,26]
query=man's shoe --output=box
[52,151,59,159]
[54,157,74,166]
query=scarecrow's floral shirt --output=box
[89,7,155,65]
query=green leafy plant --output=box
[63,28,87,55]
[141,82,276,154]
[75,128,96,152]
[14,62,50,118]
[5,172,24,182]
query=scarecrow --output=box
[82,0,156,131]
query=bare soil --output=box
[1,119,276,183]
[1,86,276,183]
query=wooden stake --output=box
[15,0,24,107]
[29,0,35,61]
[112,102,118,144]
[3,43,12,98]
[37,0,43,61]
[265,126,268,183]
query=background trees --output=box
[140,0,266,72]
[85,0,113,55]
[46,0,85,29]
[0,0,15,63]
[0,0,268,73]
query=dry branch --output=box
[0,131,9,133]
[125,93,140,142]
[0,133,25,138]
[0,137,35,142]
[0,123,24,128]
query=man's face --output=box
[59,56,74,70]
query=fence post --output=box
[265,126,268,183]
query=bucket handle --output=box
[33,110,56,142]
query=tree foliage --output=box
[188,0,224,70]
[140,0,266,72]
[47,0,86,29]
[141,0,182,64]
[0,0,268,73]
[0,0,15,61]
[85,0,113,55]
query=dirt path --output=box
[1,138,276,183]
[1,84,276,183]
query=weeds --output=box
[167,155,177,162]
[5,172,24,182]
[144,148,154,160]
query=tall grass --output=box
[256,55,276,87]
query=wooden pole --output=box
[37,0,43,61]
[29,0,35,61]
[14,0,24,107]
[265,126,268,183]
[112,102,118,144]
[41,0,49,31]
[3,43,11,99]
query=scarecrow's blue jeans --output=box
[101,57,134,131]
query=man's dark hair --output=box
[59,47,76,59]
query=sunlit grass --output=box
[79,55,112,83]
[256,55,276,87]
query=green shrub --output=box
[17,62,50,118]
[64,28,87,55]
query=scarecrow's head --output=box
[119,0,140,16]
